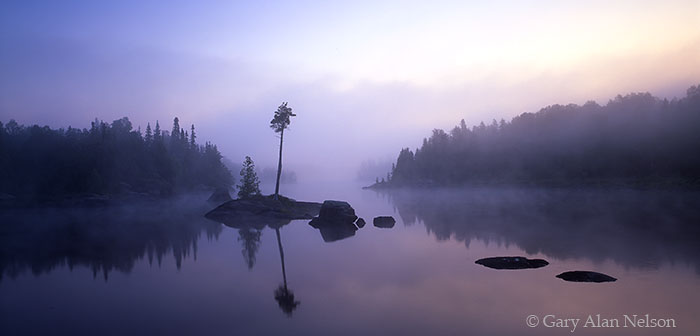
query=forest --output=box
[385,84,700,187]
[0,117,232,200]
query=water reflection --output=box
[238,227,262,269]
[0,197,222,282]
[213,214,301,316]
[378,187,700,271]
[273,228,300,316]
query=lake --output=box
[1,182,699,335]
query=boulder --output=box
[317,200,358,223]
[207,187,232,204]
[475,256,549,270]
[355,217,366,228]
[556,271,617,283]
[373,216,396,228]
[308,200,359,242]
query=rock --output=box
[556,271,617,283]
[205,194,321,229]
[475,256,549,270]
[373,216,396,228]
[207,187,232,204]
[355,217,366,228]
[308,200,358,242]
[318,200,358,223]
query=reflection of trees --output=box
[274,228,299,316]
[238,228,262,270]
[380,188,700,270]
[0,198,222,282]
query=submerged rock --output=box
[373,216,396,228]
[475,256,549,270]
[207,187,232,204]
[355,217,366,228]
[556,271,617,283]
[205,194,321,229]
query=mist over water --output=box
[1,182,699,335]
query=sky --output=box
[1,0,699,180]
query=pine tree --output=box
[270,102,296,199]
[145,123,153,143]
[154,121,161,141]
[190,124,196,148]
[238,156,261,199]
[171,117,180,140]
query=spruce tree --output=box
[238,156,261,199]
[190,124,196,148]
[145,123,153,143]
[154,121,161,141]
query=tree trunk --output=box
[274,127,284,200]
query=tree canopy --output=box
[385,84,700,187]
[0,117,233,200]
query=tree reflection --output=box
[237,227,262,270]
[0,197,222,282]
[378,187,700,271]
[273,227,300,316]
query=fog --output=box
[1,1,699,182]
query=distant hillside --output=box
[381,84,700,188]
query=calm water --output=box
[1,182,699,335]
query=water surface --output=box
[1,183,699,335]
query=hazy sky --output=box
[1,0,699,180]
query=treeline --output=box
[386,84,700,187]
[0,117,232,199]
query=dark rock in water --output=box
[355,217,366,228]
[556,271,617,283]
[316,200,358,224]
[373,216,396,228]
[207,187,232,204]
[309,200,358,242]
[475,256,549,270]
[205,194,321,229]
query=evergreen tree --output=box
[171,117,180,142]
[238,156,261,199]
[144,123,153,143]
[190,124,196,148]
[270,102,296,199]
[154,121,161,141]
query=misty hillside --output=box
[386,84,700,187]
[0,117,232,201]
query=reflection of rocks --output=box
[309,201,358,242]
[205,195,321,229]
[373,216,396,228]
[475,256,549,270]
[355,218,366,228]
[207,187,232,204]
[316,223,358,242]
[556,271,617,283]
